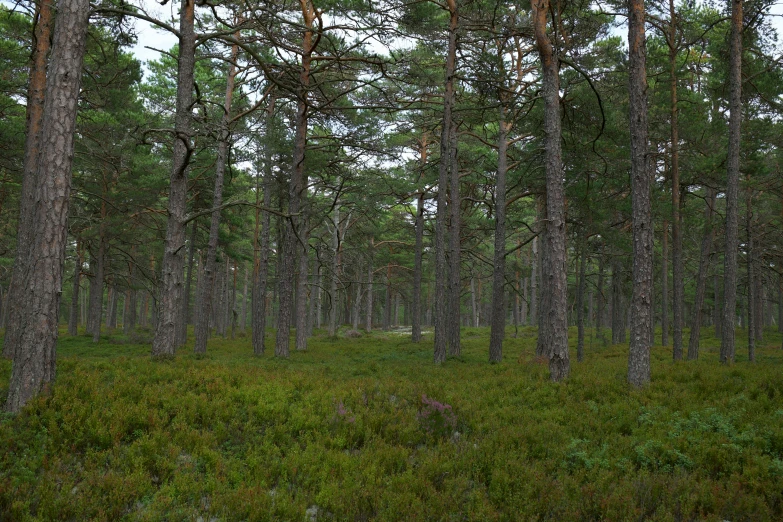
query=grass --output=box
[1,325,783,521]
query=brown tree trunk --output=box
[194,39,239,354]
[531,0,569,380]
[627,0,653,386]
[612,259,626,344]
[152,0,196,357]
[295,226,310,350]
[178,219,197,346]
[687,189,717,359]
[68,243,82,336]
[328,208,340,337]
[365,249,374,333]
[242,264,248,333]
[489,107,510,363]
[124,254,138,335]
[669,0,684,361]
[721,0,742,363]
[596,246,606,344]
[3,0,54,360]
[252,99,275,356]
[89,232,106,343]
[576,242,587,362]
[661,220,669,346]
[5,0,90,413]
[747,194,755,362]
[107,282,119,329]
[448,111,461,356]
[412,191,425,342]
[277,0,314,358]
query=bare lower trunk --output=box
[434,0,458,364]
[596,247,606,343]
[89,236,106,343]
[68,246,81,336]
[669,2,684,359]
[352,269,361,331]
[328,208,340,337]
[627,0,653,386]
[252,99,274,356]
[241,265,248,332]
[365,253,373,333]
[448,114,461,357]
[5,0,89,412]
[194,40,238,354]
[576,243,587,362]
[412,191,424,342]
[721,0,742,363]
[530,236,538,327]
[3,0,54,360]
[152,0,196,357]
[532,0,569,380]
[661,221,669,346]
[107,283,119,329]
[747,195,755,362]
[295,228,309,350]
[178,219,197,346]
[612,259,625,344]
[489,108,509,363]
[687,189,716,359]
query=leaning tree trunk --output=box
[687,189,716,359]
[531,0,569,381]
[152,0,196,357]
[489,107,510,363]
[5,0,90,413]
[3,0,54,360]
[193,40,239,354]
[721,0,742,364]
[627,0,653,387]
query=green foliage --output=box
[2,327,783,520]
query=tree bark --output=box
[277,0,314,358]
[448,104,461,357]
[747,194,755,362]
[241,264,248,333]
[295,226,310,350]
[669,0,684,360]
[3,0,54,360]
[178,219,197,346]
[252,98,275,356]
[576,243,587,362]
[365,250,374,333]
[687,189,716,359]
[328,207,340,337]
[193,38,239,354]
[89,234,106,343]
[434,0,458,364]
[489,106,510,363]
[152,0,196,357]
[721,0,742,364]
[627,0,653,386]
[107,282,119,329]
[612,258,626,344]
[661,220,669,346]
[412,190,425,342]
[531,0,569,381]
[596,246,606,344]
[5,0,90,413]
[68,244,82,336]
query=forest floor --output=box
[1,325,783,521]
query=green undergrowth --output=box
[1,326,783,521]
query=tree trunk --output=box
[178,219,197,346]
[89,234,106,343]
[596,246,606,344]
[576,243,587,362]
[5,0,90,412]
[365,251,374,333]
[107,282,119,329]
[193,39,238,353]
[612,259,625,344]
[687,189,717,359]
[152,0,196,357]
[721,0,742,364]
[241,264,248,332]
[295,226,310,350]
[124,255,138,335]
[661,220,669,346]
[489,105,510,363]
[68,244,82,336]
[448,104,461,357]
[627,0,653,386]
[384,263,392,331]
[412,187,425,342]
[352,267,361,331]
[669,0,684,360]
[434,0,458,364]
[277,1,315,358]
[252,99,275,356]
[747,194,755,362]
[3,0,54,360]
[530,235,538,328]
[328,208,340,337]
[532,0,569,380]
